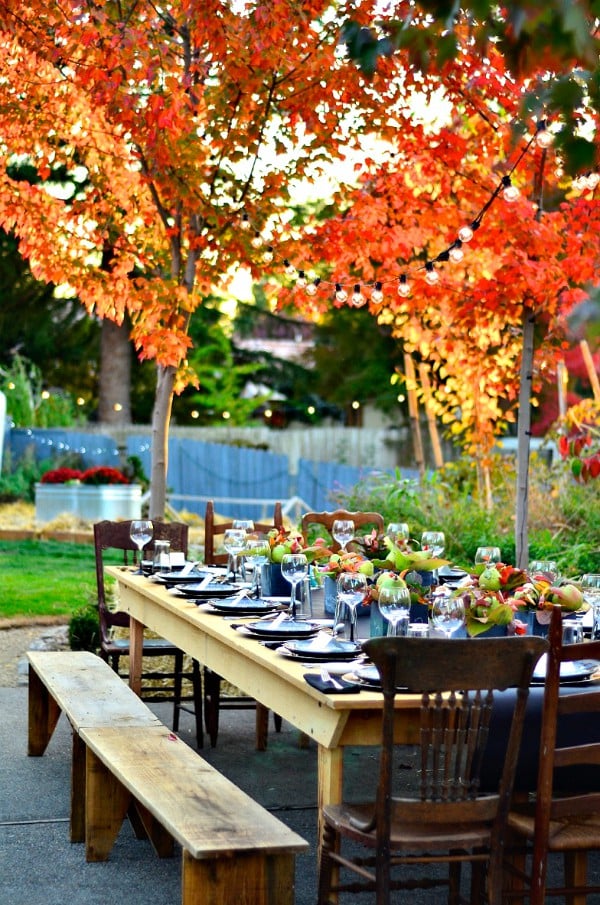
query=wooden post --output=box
[557,360,569,419]
[580,340,600,401]
[404,353,425,476]
[418,363,444,469]
[515,307,536,569]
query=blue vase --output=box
[261,563,290,597]
[516,610,550,637]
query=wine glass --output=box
[244,535,270,598]
[530,560,560,582]
[281,553,309,620]
[421,531,445,557]
[378,585,411,636]
[430,589,465,638]
[581,574,600,640]
[386,522,410,545]
[332,519,354,551]
[223,528,246,582]
[232,520,254,578]
[336,571,368,642]
[129,519,153,573]
[475,546,502,565]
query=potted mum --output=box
[35,464,142,523]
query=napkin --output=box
[306,630,336,651]
[304,673,356,694]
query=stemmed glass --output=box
[223,528,246,582]
[336,571,368,642]
[386,522,410,545]
[332,519,354,552]
[244,535,270,598]
[421,531,445,557]
[530,560,560,582]
[378,585,411,636]
[430,589,465,638]
[475,546,502,565]
[581,574,600,640]
[281,553,309,620]
[129,519,153,574]
[232,520,254,579]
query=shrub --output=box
[0,449,47,502]
[68,604,100,652]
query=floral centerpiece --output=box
[455,563,585,637]
[35,464,140,523]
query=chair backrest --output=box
[362,635,547,890]
[203,500,284,566]
[93,519,189,637]
[529,606,600,899]
[301,508,385,552]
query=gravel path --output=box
[0,623,69,687]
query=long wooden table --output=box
[106,567,422,820]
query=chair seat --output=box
[324,802,495,851]
[508,803,600,851]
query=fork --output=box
[320,666,344,690]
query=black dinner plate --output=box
[532,657,600,685]
[175,581,240,598]
[284,639,362,661]
[154,570,210,585]
[209,597,282,616]
[241,619,320,640]
[347,665,382,689]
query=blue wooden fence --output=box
[4,427,418,520]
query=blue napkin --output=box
[304,673,356,694]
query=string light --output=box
[502,175,520,202]
[397,274,411,297]
[351,283,365,306]
[448,240,464,263]
[240,212,250,230]
[296,269,307,289]
[306,277,321,296]
[283,259,296,277]
[371,281,384,304]
[335,283,348,303]
[425,262,439,285]
[458,222,478,243]
[535,120,554,149]
[263,245,274,263]
[251,231,262,248]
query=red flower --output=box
[80,466,130,485]
[40,467,83,484]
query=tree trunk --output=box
[515,306,535,568]
[149,363,175,520]
[98,318,132,423]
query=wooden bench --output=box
[81,724,308,904]
[28,651,309,904]
[27,650,162,841]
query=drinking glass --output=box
[232,520,254,578]
[386,522,410,545]
[332,519,354,552]
[244,535,270,598]
[378,585,411,636]
[581,574,600,640]
[223,528,246,582]
[281,553,309,619]
[430,589,465,638]
[421,531,445,558]
[129,519,153,573]
[475,546,502,565]
[336,571,368,642]
[529,560,560,582]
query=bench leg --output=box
[132,800,174,858]
[28,666,61,756]
[70,731,86,843]
[85,746,131,861]
[182,850,295,905]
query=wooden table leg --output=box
[128,615,144,696]
[317,745,344,901]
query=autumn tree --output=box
[0,0,429,517]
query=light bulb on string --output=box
[351,283,365,307]
[283,259,296,277]
[425,262,439,285]
[586,172,600,190]
[335,283,348,303]
[397,274,411,297]
[240,212,250,230]
[263,245,274,263]
[251,231,262,248]
[449,240,464,263]
[306,278,321,297]
[502,175,520,202]
[458,224,474,243]
[535,120,554,149]
[296,269,307,289]
[371,281,384,304]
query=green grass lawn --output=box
[0,539,119,620]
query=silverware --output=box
[320,667,344,690]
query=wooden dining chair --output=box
[93,519,204,748]
[505,605,600,904]
[317,634,547,905]
[202,499,284,749]
[301,508,384,552]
